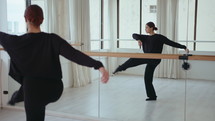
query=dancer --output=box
[0,5,109,121]
[113,22,189,101]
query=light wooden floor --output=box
[0,108,84,121]
[3,75,215,121]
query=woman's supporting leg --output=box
[23,78,63,121]
[144,63,159,100]
[24,103,46,121]
[23,80,46,121]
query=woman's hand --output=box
[99,67,109,83]
[185,48,189,54]
[138,40,142,49]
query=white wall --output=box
[185,60,215,80]
[0,52,1,107]
[0,52,10,107]
[180,51,215,81]
[0,0,8,107]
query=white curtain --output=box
[0,0,7,32]
[155,0,180,78]
[0,0,9,106]
[106,0,118,74]
[46,0,70,39]
[46,0,91,87]
[68,0,91,87]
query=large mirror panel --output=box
[3,0,215,121]
[185,54,215,121]
[100,57,186,121]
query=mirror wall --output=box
[5,0,215,121]
[185,58,215,121]
[99,57,186,121]
[7,54,215,121]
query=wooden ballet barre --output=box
[1,47,215,61]
[84,52,215,61]
[69,43,83,46]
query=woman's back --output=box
[0,32,63,80]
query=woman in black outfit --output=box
[0,5,109,121]
[113,22,189,101]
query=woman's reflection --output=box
[113,22,189,101]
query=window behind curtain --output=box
[7,0,26,34]
[90,0,101,50]
[118,0,140,49]
[89,0,157,50]
[119,0,157,49]
[178,0,215,51]
[195,0,215,51]
[142,0,157,35]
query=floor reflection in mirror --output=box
[13,75,215,121]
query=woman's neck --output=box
[27,24,41,33]
[149,31,155,35]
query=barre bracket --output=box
[179,54,193,60]
[179,54,192,70]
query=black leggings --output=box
[22,77,63,121]
[120,58,161,98]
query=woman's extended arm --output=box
[59,38,109,83]
[162,35,189,52]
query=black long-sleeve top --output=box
[132,33,186,53]
[0,32,103,81]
